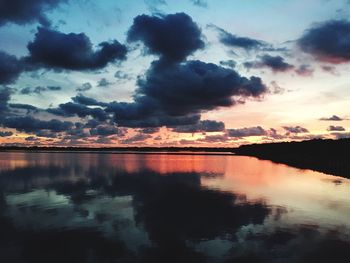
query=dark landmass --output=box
[235,138,350,178]
[1,138,349,178]
[0,146,235,154]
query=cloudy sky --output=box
[0,0,349,147]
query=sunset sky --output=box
[0,0,349,147]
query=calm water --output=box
[0,152,350,263]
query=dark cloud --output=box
[105,59,267,128]
[25,136,40,141]
[20,85,61,95]
[0,0,66,27]
[1,116,73,133]
[320,115,344,121]
[298,20,350,63]
[127,13,204,62]
[48,102,109,121]
[0,131,13,137]
[106,99,201,128]
[265,127,285,139]
[120,133,152,144]
[20,87,33,95]
[144,0,167,13]
[0,87,11,115]
[0,51,23,85]
[35,130,59,138]
[219,59,236,68]
[270,81,285,95]
[321,65,337,74]
[9,103,38,113]
[244,55,294,72]
[114,71,133,81]
[139,127,160,134]
[214,26,266,50]
[282,126,309,133]
[64,122,89,138]
[137,60,267,116]
[89,125,120,136]
[76,82,92,92]
[227,126,267,137]
[83,119,100,128]
[25,27,127,70]
[197,134,229,143]
[94,136,115,144]
[172,120,225,133]
[71,95,108,107]
[95,13,270,129]
[332,132,350,139]
[327,125,345,131]
[46,85,61,91]
[295,64,314,76]
[97,78,111,87]
[106,60,267,128]
[190,0,207,7]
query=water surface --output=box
[0,152,349,262]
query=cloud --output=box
[137,60,267,116]
[127,13,204,62]
[90,125,121,136]
[295,64,314,77]
[227,126,267,137]
[97,78,111,87]
[282,126,309,133]
[1,116,73,133]
[0,51,23,85]
[35,130,59,138]
[190,0,207,8]
[0,0,67,27]
[327,125,345,131]
[98,13,269,129]
[197,134,229,143]
[25,136,40,141]
[172,120,225,133]
[214,26,266,50]
[48,102,109,121]
[120,133,152,144]
[244,55,294,73]
[298,20,350,63]
[332,132,350,139]
[71,95,108,107]
[219,59,236,68]
[270,81,285,95]
[9,103,38,113]
[320,115,344,121]
[76,82,92,92]
[321,65,337,74]
[0,131,13,137]
[20,85,61,95]
[114,71,133,81]
[139,127,160,134]
[25,27,127,70]
[106,60,267,128]
[106,100,201,128]
[0,87,11,115]
[144,0,167,13]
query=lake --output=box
[0,152,350,263]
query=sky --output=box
[0,0,350,147]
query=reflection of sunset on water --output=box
[201,156,350,229]
[1,152,350,262]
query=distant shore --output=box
[0,146,235,153]
[1,139,349,178]
[234,138,350,179]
